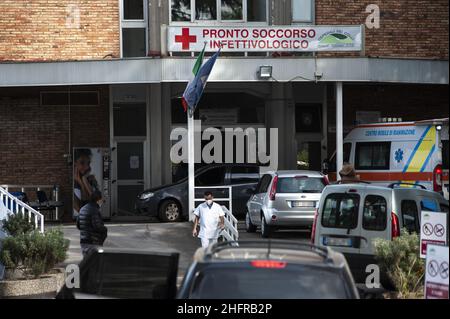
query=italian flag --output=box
[182,43,206,112]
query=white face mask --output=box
[206,199,213,206]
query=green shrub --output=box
[0,229,69,279]
[373,229,425,298]
[1,212,35,236]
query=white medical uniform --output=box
[194,202,225,248]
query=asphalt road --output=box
[60,220,311,279]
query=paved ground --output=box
[59,220,311,278]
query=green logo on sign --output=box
[319,31,354,47]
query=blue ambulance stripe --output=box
[403,125,431,173]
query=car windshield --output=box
[189,265,349,299]
[276,177,326,193]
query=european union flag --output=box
[182,50,220,114]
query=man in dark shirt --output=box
[76,190,107,257]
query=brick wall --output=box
[0,86,110,221]
[316,0,449,59]
[326,83,449,155]
[0,1,120,62]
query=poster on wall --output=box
[73,148,111,220]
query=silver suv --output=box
[245,170,328,238]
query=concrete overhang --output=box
[0,57,447,87]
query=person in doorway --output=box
[339,163,361,184]
[192,191,225,249]
[76,190,108,258]
[73,148,100,220]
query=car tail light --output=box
[311,208,318,244]
[269,176,278,201]
[391,212,400,239]
[251,260,287,269]
[433,164,443,192]
[323,176,330,185]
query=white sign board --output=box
[168,26,363,52]
[420,211,448,258]
[425,245,449,299]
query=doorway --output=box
[113,139,147,216]
[110,86,150,219]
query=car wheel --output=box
[261,215,271,238]
[245,212,257,233]
[159,200,181,222]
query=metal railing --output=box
[194,186,239,242]
[1,184,61,221]
[0,186,44,233]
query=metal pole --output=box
[188,110,195,222]
[336,82,344,181]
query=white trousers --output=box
[200,237,218,249]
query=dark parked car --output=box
[178,241,360,299]
[135,164,262,222]
[56,242,359,299]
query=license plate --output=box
[292,201,315,207]
[322,237,353,247]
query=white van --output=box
[312,183,449,285]
[326,118,449,199]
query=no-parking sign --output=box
[420,211,448,258]
[425,245,449,299]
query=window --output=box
[123,0,144,19]
[247,0,267,22]
[230,166,260,185]
[121,0,148,58]
[256,174,272,193]
[440,204,449,212]
[276,177,326,194]
[321,194,359,229]
[171,0,191,21]
[420,198,439,212]
[221,0,243,20]
[363,195,387,231]
[122,28,146,57]
[292,0,314,23]
[196,167,226,186]
[401,200,419,233]
[113,103,147,137]
[295,104,322,133]
[189,266,349,299]
[171,0,267,23]
[355,142,391,170]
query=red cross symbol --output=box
[175,28,197,50]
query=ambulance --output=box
[326,118,449,200]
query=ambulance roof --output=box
[345,119,448,141]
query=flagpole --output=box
[188,108,195,222]
[185,46,220,222]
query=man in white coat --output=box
[192,191,225,248]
